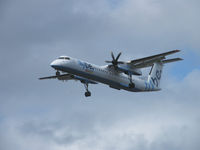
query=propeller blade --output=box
[111,52,115,61]
[105,60,112,63]
[116,52,121,61]
[106,52,123,68]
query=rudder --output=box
[148,62,163,90]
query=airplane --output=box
[39,50,183,97]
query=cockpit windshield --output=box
[58,56,70,60]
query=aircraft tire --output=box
[85,91,91,97]
[56,71,60,76]
[129,83,135,88]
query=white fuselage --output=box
[50,57,158,92]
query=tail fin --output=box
[148,62,163,90]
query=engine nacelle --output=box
[117,64,142,76]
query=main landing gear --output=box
[128,73,135,88]
[84,83,91,97]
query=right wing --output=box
[39,73,73,80]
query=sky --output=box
[0,0,200,150]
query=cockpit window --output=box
[58,56,70,60]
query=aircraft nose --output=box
[50,60,59,69]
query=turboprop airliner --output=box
[39,50,182,97]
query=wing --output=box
[126,49,183,68]
[39,74,98,84]
[39,73,73,80]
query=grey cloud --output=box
[1,69,200,150]
[19,122,84,145]
[1,115,200,150]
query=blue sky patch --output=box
[169,50,200,80]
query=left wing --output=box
[126,50,183,68]
[39,73,98,84]
[105,50,182,75]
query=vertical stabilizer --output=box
[148,62,163,90]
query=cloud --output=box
[1,69,200,150]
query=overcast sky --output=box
[0,0,200,150]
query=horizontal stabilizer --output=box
[162,58,183,64]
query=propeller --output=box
[105,52,124,68]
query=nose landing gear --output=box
[56,71,60,76]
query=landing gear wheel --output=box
[56,71,60,76]
[129,83,135,88]
[85,91,91,97]
[83,83,92,97]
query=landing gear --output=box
[128,73,135,88]
[84,83,91,97]
[85,91,91,97]
[56,71,60,76]
[129,83,135,88]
